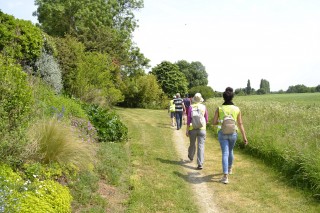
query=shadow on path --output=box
[156,157,223,184]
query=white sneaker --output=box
[220,176,229,184]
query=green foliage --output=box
[286,84,310,93]
[26,118,96,171]
[85,105,128,142]
[189,85,215,101]
[35,51,63,94]
[151,61,188,97]
[260,79,270,93]
[30,77,87,119]
[22,162,63,181]
[0,11,43,65]
[34,0,143,67]
[71,51,124,106]
[246,79,252,94]
[54,36,124,107]
[54,35,86,95]
[175,60,208,89]
[122,45,150,77]
[0,164,72,213]
[0,54,34,132]
[120,74,166,108]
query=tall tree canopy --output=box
[33,0,144,69]
[246,79,251,94]
[175,60,208,89]
[259,79,270,94]
[150,61,188,97]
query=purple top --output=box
[187,104,208,126]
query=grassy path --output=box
[116,107,320,212]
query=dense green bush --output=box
[0,54,33,164]
[0,164,72,212]
[189,85,215,100]
[0,11,43,65]
[30,78,87,120]
[54,36,124,107]
[120,75,167,109]
[0,54,34,131]
[71,51,123,106]
[85,105,128,142]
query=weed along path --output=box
[172,127,219,213]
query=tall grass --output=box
[25,118,96,171]
[206,94,320,198]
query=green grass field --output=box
[114,100,320,212]
[206,93,320,198]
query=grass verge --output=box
[117,108,198,212]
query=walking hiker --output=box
[186,93,208,170]
[174,93,185,130]
[168,95,176,127]
[212,87,248,184]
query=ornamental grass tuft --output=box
[25,118,96,171]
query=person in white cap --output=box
[186,93,208,170]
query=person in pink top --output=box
[185,93,208,170]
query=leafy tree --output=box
[315,85,320,92]
[175,60,208,89]
[235,88,246,95]
[54,35,86,94]
[256,88,266,95]
[34,0,143,67]
[0,11,43,66]
[120,74,165,108]
[150,61,188,97]
[286,84,309,93]
[260,79,270,93]
[71,51,123,106]
[188,85,215,101]
[122,45,150,77]
[246,79,251,94]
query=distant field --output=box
[206,92,320,197]
[232,93,320,104]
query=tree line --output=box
[234,79,320,96]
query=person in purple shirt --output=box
[185,93,208,170]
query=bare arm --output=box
[212,108,219,125]
[237,111,248,145]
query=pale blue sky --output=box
[1,0,320,92]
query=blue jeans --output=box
[218,130,238,174]
[175,111,183,129]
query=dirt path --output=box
[172,126,219,213]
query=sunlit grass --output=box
[206,93,320,197]
[25,118,96,171]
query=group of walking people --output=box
[169,87,248,184]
